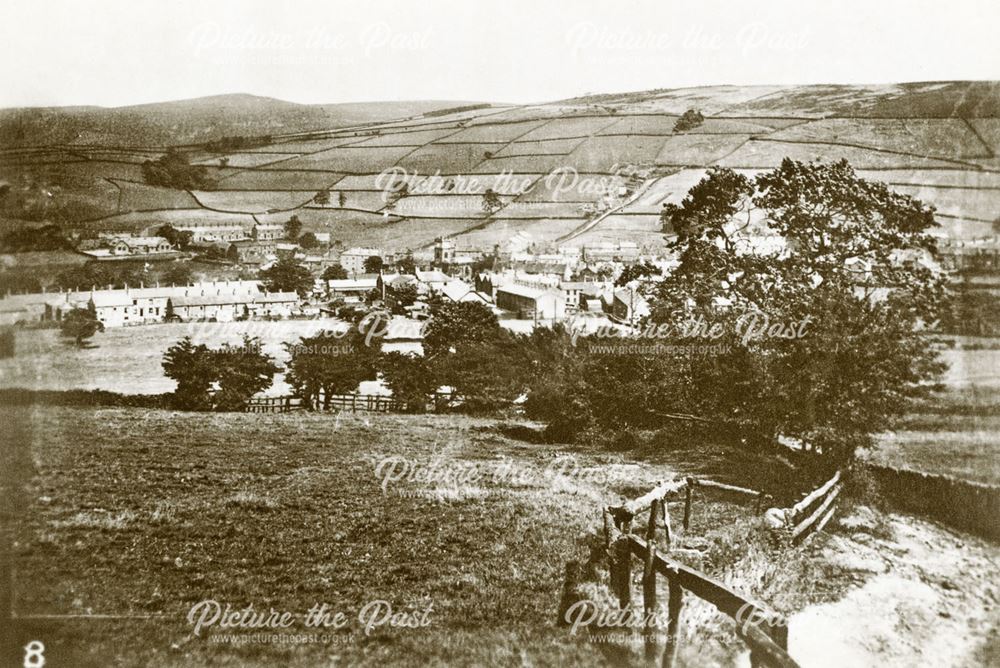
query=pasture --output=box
[0,82,997,253]
[3,406,770,667]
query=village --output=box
[1,0,999,659]
[0,233,662,331]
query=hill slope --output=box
[0,94,482,147]
[1,82,997,253]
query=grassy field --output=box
[866,385,1000,485]
[3,83,999,252]
[3,406,808,667]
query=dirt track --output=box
[782,507,1000,667]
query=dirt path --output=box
[776,507,1000,667]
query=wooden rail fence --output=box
[245,392,458,414]
[783,470,843,545]
[604,478,799,668]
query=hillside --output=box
[1,82,998,253]
[0,94,480,148]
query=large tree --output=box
[162,336,278,411]
[212,337,282,411]
[260,256,313,297]
[321,264,348,281]
[156,224,193,250]
[60,306,104,346]
[162,337,218,410]
[284,328,379,410]
[385,282,419,315]
[653,160,946,461]
[422,301,504,358]
[378,351,438,412]
[283,215,303,241]
[141,149,214,190]
[528,160,946,463]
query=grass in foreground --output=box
[3,405,781,667]
[2,404,939,666]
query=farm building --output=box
[496,283,565,321]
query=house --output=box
[228,239,278,266]
[89,291,135,327]
[559,280,610,312]
[43,280,268,327]
[252,223,285,241]
[168,290,298,322]
[496,283,565,321]
[610,288,650,324]
[340,247,382,275]
[169,294,244,322]
[415,268,450,293]
[247,291,299,319]
[440,279,491,304]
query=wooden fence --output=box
[245,391,458,414]
[783,470,843,545]
[604,478,799,668]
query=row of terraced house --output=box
[0,281,300,327]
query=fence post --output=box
[662,499,672,551]
[683,478,693,532]
[663,577,684,668]
[643,500,660,663]
[771,621,789,653]
[608,511,632,609]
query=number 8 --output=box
[24,640,45,667]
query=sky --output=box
[1,0,997,108]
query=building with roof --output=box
[340,247,383,275]
[439,279,491,305]
[609,288,650,324]
[168,291,298,322]
[42,280,268,327]
[328,275,379,302]
[496,283,565,321]
[252,223,285,241]
[167,221,248,243]
[415,268,449,292]
[559,280,611,312]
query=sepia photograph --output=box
[0,1,998,665]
